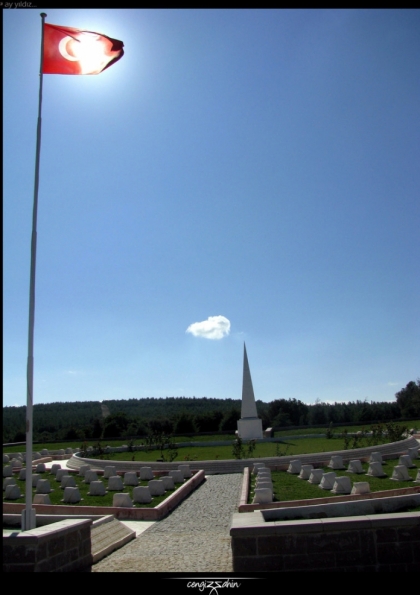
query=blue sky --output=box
[3,9,420,408]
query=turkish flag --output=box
[43,23,124,75]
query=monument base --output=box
[237,418,263,441]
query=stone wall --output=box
[230,511,420,572]
[3,518,93,572]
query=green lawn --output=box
[3,470,184,508]
[249,458,420,504]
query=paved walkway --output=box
[91,473,243,573]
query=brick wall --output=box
[230,512,420,571]
[3,518,93,572]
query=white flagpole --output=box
[22,11,47,532]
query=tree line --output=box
[3,380,419,444]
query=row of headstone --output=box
[252,463,273,504]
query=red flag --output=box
[43,23,124,75]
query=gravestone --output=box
[331,476,351,494]
[414,469,420,483]
[18,468,27,481]
[123,471,138,486]
[113,493,133,508]
[366,462,387,477]
[347,459,363,474]
[3,465,13,478]
[61,475,77,489]
[84,470,99,484]
[36,463,46,473]
[62,487,82,503]
[319,472,337,490]
[328,455,345,470]
[178,464,192,479]
[5,484,21,500]
[252,463,266,474]
[398,454,416,469]
[103,466,117,479]
[139,467,154,481]
[41,449,49,456]
[133,486,152,503]
[308,469,324,484]
[287,460,302,474]
[148,479,166,496]
[369,452,382,463]
[391,465,411,481]
[108,476,124,491]
[89,480,107,496]
[56,469,69,482]
[161,475,175,490]
[3,477,16,490]
[36,479,52,494]
[168,470,184,483]
[3,454,10,464]
[50,464,62,475]
[252,488,272,504]
[408,447,419,460]
[79,465,90,476]
[351,481,370,495]
[33,494,51,504]
[298,465,313,480]
[32,474,41,487]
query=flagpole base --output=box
[21,508,36,531]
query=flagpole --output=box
[22,11,47,532]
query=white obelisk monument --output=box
[237,343,263,440]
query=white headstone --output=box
[3,454,10,464]
[319,472,337,490]
[103,466,117,479]
[133,486,152,503]
[123,472,138,486]
[63,487,82,503]
[178,464,192,479]
[107,476,124,491]
[78,465,90,476]
[298,465,313,480]
[351,481,371,495]
[5,484,22,500]
[113,493,133,508]
[148,479,166,496]
[18,468,27,481]
[89,480,107,496]
[41,449,49,456]
[308,469,324,484]
[36,479,52,494]
[366,462,387,477]
[56,469,70,482]
[61,475,77,489]
[3,465,13,478]
[84,470,99,484]
[36,463,46,473]
[50,464,62,475]
[161,475,175,490]
[398,454,415,468]
[369,452,382,463]
[252,488,272,504]
[408,447,419,460]
[33,494,51,504]
[65,447,73,454]
[139,467,154,481]
[252,463,266,474]
[287,460,302,474]
[32,474,41,487]
[331,476,352,494]
[3,477,16,490]
[168,470,184,483]
[347,460,363,474]
[328,455,345,470]
[414,469,420,483]
[391,465,411,481]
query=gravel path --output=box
[92,473,243,573]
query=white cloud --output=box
[186,315,231,340]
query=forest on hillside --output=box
[3,380,419,444]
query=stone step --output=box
[91,517,136,564]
